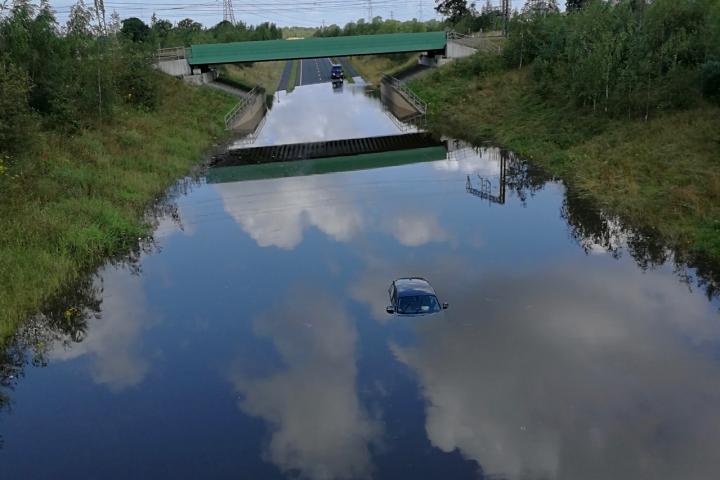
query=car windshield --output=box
[397,295,441,314]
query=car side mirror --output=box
[442,303,449,310]
[386,306,394,314]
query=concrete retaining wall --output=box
[156,59,191,77]
[446,41,478,59]
[229,94,267,132]
[182,70,218,86]
[380,82,421,121]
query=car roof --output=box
[331,63,342,67]
[394,277,436,296]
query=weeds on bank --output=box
[0,78,236,338]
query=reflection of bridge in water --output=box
[214,133,444,167]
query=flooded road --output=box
[2,82,720,479]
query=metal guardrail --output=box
[381,74,427,115]
[224,86,260,130]
[446,31,502,54]
[156,47,188,61]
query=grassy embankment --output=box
[409,55,720,264]
[349,53,419,85]
[0,76,235,339]
[217,61,286,94]
[286,60,299,92]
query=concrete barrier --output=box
[182,70,218,86]
[156,59,191,77]
[446,40,478,59]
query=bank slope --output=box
[0,77,236,338]
[410,56,720,268]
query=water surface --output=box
[1,82,719,480]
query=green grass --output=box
[218,61,286,95]
[348,53,418,85]
[286,60,299,92]
[410,54,720,266]
[0,75,236,339]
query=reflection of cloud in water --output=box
[229,289,381,480]
[385,213,449,247]
[434,146,502,176]
[217,174,450,250]
[50,267,152,392]
[216,176,364,250]
[390,266,720,479]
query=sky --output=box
[43,0,533,29]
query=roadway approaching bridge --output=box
[188,31,447,66]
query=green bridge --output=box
[188,31,447,66]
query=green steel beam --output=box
[189,31,446,65]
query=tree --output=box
[435,0,471,23]
[177,18,202,32]
[522,0,559,15]
[565,0,587,11]
[0,61,35,159]
[120,17,149,42]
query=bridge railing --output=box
[446,31,502,54]
[224,86,261,130]
[381,74,427,115]
[156,47,188,62]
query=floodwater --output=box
[2,82,720,480]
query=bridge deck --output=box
[189,31,446,65]
[213,133,442,167]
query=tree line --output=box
[502,0,720,118]
[312,16,444,38]
[0,0,282,173]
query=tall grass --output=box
[218,61,286,95]
[0,75,236,339]
[349,53,418,85]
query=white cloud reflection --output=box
[388,265,720,479]
[216,175,364,250]
[50,267,153,392]
[229,289,382,479]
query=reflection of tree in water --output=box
[562,190,719,300]
[0,188,176,448]
[0,277,101,448]
[500,149,550,205]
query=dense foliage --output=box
[0,0,281,170]
[313,16,443,37]
[0,0,160,164]
[147,18,281,48]
[503,0,720,117]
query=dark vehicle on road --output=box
[331,63,344,80]
[386,277,448,316]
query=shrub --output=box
[115,53,159,110]
[0,61,35,160]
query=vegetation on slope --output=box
[217,61,286,95]
[349,53,418,85]
[410,0,720,267]
[0,2,237,337]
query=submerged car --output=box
[386,277,448,316]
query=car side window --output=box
[391,286,397,306]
